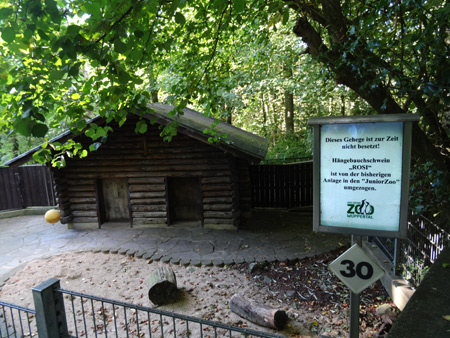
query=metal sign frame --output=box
[308,114,419,238]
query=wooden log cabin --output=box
[5,104,269,229]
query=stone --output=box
[375,303,397,317]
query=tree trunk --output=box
[291,7,450,172]
[283,64,295,134]
[284,91,294,134]
[229,294,288,330]
[148,266,178,305]
[151,90,159,103]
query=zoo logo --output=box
[347,199,374,219]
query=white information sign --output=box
[320,122,403,232]
[329,244,385,294]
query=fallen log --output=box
[148,266,178,305]
[229,294,288,330]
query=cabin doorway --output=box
[167,177,202,227]
[97,178,131,227]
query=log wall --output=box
[54,117,251,228]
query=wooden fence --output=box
[0,165,56,211]
[1,162,313,211]
[250,161,313,208]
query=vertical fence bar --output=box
[32,278,69,338]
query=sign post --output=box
[308,114,419,338]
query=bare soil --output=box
[0,247,397,337]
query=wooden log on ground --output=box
[148,266,178,305]
[229,294,288,330]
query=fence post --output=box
[32,278,69,338]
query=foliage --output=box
[0,0,448,170]
[409,159,450,223]
[289,0,450,170]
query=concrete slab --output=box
[0,210,349,289]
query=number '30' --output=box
[340,260,374,280]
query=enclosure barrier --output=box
[0,300,36,338]
[370,210,450,288]
[1,278,287,338]
[0,165,55,211]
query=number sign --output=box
[329,244,385,294]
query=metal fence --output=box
[0,301,36,338]
[370,210,450,288]
[1,279,287,338]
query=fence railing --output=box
[0,300,36,338]
[370,211,450,288]
[0,165,55,211]
[1,278,287,338]
[250,161,313,209]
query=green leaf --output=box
[82,2,102,19]
[32,123,49,137]
[67,25,81,36]
[23,29,34,41]
[114,40,127,54]
[71,93,80,100]
[233,0,245,13]
[0,8,13,19]
[49,69,64,81]
[282,10,289,25]
[135,120,148,134]
[134,30,144,39]
[89,142,102,151]
[128,49,143,63]
[175,12,186,25]
[15,118,32,137]
[118,71,131,84]
[82,77,94,94]
[38,29,50,41]
[2,27,15,43]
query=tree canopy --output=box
[0,0,449,170]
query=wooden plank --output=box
[63,164,231,172]
[67,185,96,192]
[133,218,167,225]
[204,211,233,218]
[202,185,232,192]
[203,204,232,211]
[130,192,166,199]
[128,184,165,192]
[68,191,96,198]
[72,210,98,217]
[73,217,98,223]
[57,171,231,179]
[70,204,98,211]
[128,177,165,184]
[70,197,97,204]
[203,197,234,204]
[131,205,166,212]
[202,190,233,198]
[132,211,167,218]
[201,177,232,184]
[130,198,166,205]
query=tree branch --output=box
[95,5,135,43]
[192,0,230,90]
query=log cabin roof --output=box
[4,104,269,167]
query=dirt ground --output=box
[0,247,396,337]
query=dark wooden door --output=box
[99,178,130,222]
[167,177,202,226]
